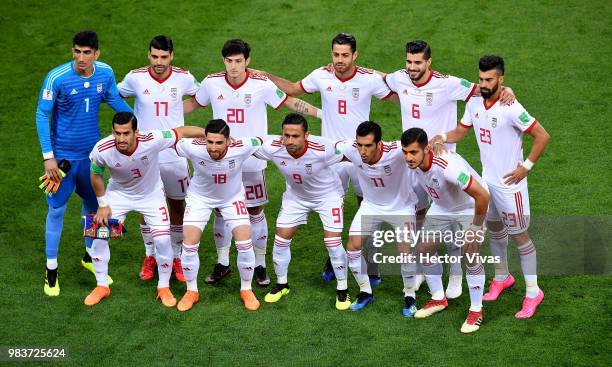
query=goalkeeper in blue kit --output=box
[35,30,132,296]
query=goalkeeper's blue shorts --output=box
[46,158,97,210]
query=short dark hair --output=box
[406,40,431,59]
[479,55,505,75]
[222,39,250,59]
[149,35,173,53]
[206,119,230,138]
[282,113,308,132]
[356,121,382,143]
[112,112,137,131]
[401,128,428,149]
[73,30,98,50]
[332,33,357,53]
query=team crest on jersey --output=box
[426,92,433,106]
[229,159,235,169]
[305,164,313,174]
[244,94,252,105]
[141,156,149,165]
[352,88,359,99]
[432,178,440,188]
[491,117,498,128]
[43,89,54,100]
[384,165,392,175]
[171,88,178,100]
[97,83,103,93]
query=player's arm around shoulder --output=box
[174,125,206,140]
[250,68,305,97]
[284,96,322,118]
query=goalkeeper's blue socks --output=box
[45,204,67,260]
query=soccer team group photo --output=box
[4,2,608,364]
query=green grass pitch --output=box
[0,0,610,365]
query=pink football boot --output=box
[515,290,544,319]
[483,274,515,301]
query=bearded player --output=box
[87,112,204,307]
[174,119,265,312]
[254,33,397,284]
[431,55,550,318]
[253,113,350,310]
[184,39,322,287]
[118,35,200,282]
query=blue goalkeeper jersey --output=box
[35,61,132,160]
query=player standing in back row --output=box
[118,35,200,283]
[383,40,514,298]
[184,39,322,287]
[254,33,397,283]
[35,30,132,296]
[431,55,550,318]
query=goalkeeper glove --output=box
[38,159,71,196]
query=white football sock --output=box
[181,242,200,291]
[151,228,173,288]
[517,240,539,298]
[236,239,255,291]
[348,250,372,294]
[325,237,348,290]
[250,212,268,268]
[140,224,155,257]
[490,228,509,281]
[170,225,183,259]
[401,260,418,298]
[91,239,110,287]
[213,215,231,266]
[423,258,445,300]
[445,241,463,277]
[272,235,291,284]
[466,262,485,312]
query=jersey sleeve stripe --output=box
[274,94,289,110]
[298,80,311,94]
[382,91,395,100]
[462,175,473,191]
[44,64,72,91]
[465,83,478,102]
[459,121,472,129]
[524,119,538,134]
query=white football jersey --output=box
[254,135,343,200]
[413,151,482,214]
[338,140,417,211]
[90,129,178,198]
[175,136,263,206]
[461,96,538,190]
[117,66,199,162]
[385,69,477,151]
[195,71,287,172]
[300,66,392,141]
